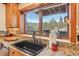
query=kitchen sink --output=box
[13,40,46,55]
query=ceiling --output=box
[35,3,68,16]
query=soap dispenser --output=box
[49,30,57,49]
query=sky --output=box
[26,12,67,23]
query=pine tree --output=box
[58,16,63,29]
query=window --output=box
[42,4,69,39]
[26,12,39,35]
[23,4,69,39]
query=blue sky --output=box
[26,12,67,23]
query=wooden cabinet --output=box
[6,3,20,32]
[5,3,21,41]
[5,27,19,41]
[9,48,25,56]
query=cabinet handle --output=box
[12,52,15,54]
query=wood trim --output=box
[24,14,27,34]
[76,4,79,34]
[17,6,21,33]
[39,11,43,35]
[20,3,51,13]
[67,4,69,39]
[69,4,71,43]
[70,3,77,44]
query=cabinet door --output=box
[6,4,19,28]
[9,48,25,56]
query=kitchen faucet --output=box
[32,31,42,44]
[32,31,36,43]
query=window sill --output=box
[20,34,70,43]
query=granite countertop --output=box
[1,38,66,56]
[2,40,65,56]
[10,45,65,56]
[57,45,79,56]
[1,43,79,56]
[0,47,8,56]
[37,46,65,56]
[2,38,79,56]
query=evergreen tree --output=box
[58,16,64,29]
[49,18,58,30]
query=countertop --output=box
[37,46,65,56]
[2,40,65,56]
[0,47,8,56]
[9,45,65,56]
[1,35,79,56]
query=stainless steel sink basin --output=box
[13,40,46,55]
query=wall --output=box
[20,14,24,33]
[0,4,6,31]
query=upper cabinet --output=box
[6,3,20,28]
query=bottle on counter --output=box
[49,30,58,52]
